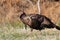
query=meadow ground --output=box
[0,21,60,40]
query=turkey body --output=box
[20,12,60,31]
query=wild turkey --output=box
[20,12,60,31]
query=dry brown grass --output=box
[0,0,60,23]
[41,1,60,23]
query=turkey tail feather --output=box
[55,25,60,30]
[53,24,60,30]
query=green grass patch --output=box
[0,21,60,40]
